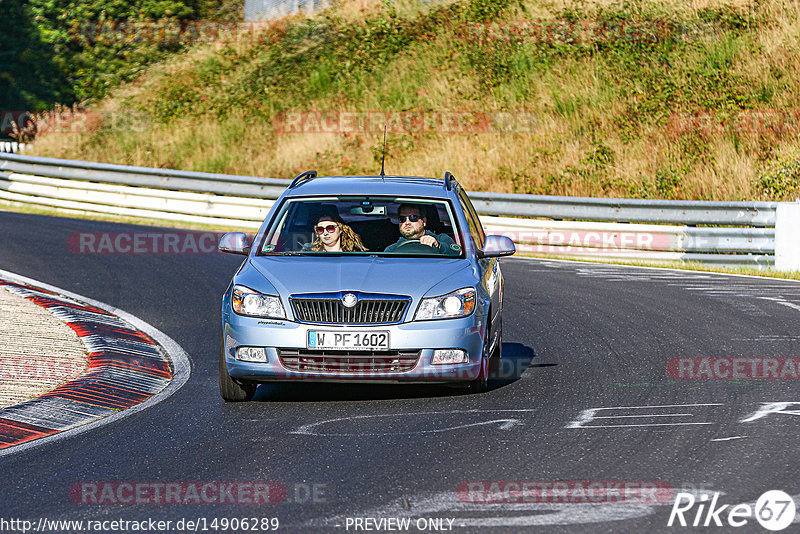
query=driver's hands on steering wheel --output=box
[419,235,439,248]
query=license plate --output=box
[307,330,389,350]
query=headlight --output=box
[231,285,286,318]
[414,288,476,321]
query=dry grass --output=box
[539,0,755,10]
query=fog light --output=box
[431,349,468,365]
[236,347,267,363]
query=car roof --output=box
[283,175,455,198]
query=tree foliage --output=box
[1,0,242,112]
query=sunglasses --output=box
[398,214,422,223]
[315,224,338,234]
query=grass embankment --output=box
[29,0,800,201]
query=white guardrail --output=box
[1,153,798,271]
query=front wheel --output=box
[219,342,257,402]
[464,342,490,394]
[489,315,502,376]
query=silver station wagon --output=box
[218,171,515,401]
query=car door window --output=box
[458,190,485,248]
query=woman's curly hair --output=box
[310,220,368,252]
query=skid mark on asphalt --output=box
[291,409,536,436]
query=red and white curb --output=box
[0,269,190,456]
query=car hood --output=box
[246,256,473,300]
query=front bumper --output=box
[222,310,485,384]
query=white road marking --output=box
[291,409,535,436]
[567,404,723,429]
[570,422,713,428]
[591,413,695,419]
[0,269,191,458]
[770,300,800,312]
[739,402,800,423]
[709,436,747,442]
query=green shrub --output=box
[655,167,685,199]
[757,156,800,200]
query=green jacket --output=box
[383,230,461,256]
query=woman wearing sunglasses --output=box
[307,214,368,252]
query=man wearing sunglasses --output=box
[384,204,460,256]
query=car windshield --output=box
[257,196,465,257]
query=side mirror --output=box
[478,235,516,258]
[218,232,251,255]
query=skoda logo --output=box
[342,293,358,308]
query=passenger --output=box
[384,204,460,256]
[306,214,368,252]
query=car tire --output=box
[465,338,490,394]
[219,341,257,402]
[489,315,502,376]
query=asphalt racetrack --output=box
[1,210,798,533]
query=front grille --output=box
[291,297,409,324]
[278,349,420,374]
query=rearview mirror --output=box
[218,232,251,255]
[350,206,386,215]
[478,235,516,258]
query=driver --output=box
[384,204,460,256]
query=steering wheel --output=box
[395,239,437,253]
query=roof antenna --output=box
[379,124,387,180]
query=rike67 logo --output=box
[668,490,796,531]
